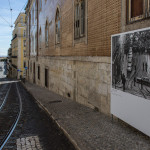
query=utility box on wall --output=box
[111,27,150,137]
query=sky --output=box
[0,0,27,56]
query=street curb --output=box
[21,82,81,150]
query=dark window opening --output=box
[38,66,40,80]
[131,0,143,18]
[55,8,60,44]
[24,62,26,68]
[45,68,48,87]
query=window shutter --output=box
[131,0,143,18]
[80,0,85,36]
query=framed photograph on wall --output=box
[111,27,150,137]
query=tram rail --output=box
[0,83,22,150]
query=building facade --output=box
[11,13,27,79]
[25,0,121,115]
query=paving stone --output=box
[25,82,150,150]
[16,136,43,150]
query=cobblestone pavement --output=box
[25,82,150,150]
[0,79,75,150]
[16,136,42,150]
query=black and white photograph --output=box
[112,28,150,100]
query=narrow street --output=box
[0,78,75,150]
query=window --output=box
[32,8,34,25]
[24,62,26,68]
[20,16,23,23]
[24,50,26,57]
[30,62,32,73]
[23,30,26,37]
[38,65,40,80]
[39,28,42,49]
[39,0,42,10]
[32,36,34,53]
[45,21,49,47]
[31,36,34,54]
[35,1,37,20]
[35,32,37,52]
[28,61,29,75]
[55,8,60,44]
[74,0,85,39]
[24,40,26,47]
[128,0,150,23]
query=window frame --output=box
[74,0,86,39]
[127,0,150,23]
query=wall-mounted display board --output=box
[111,27,150,137]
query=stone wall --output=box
[29,56,111,115]
[26,0,121,115]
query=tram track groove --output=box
[0,84,12,111]
[0,83,22,150]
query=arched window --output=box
[74,0,85,39]
[45,21,49,47]
[55,8,60,44]
[39,27,42,49]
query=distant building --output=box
[11,13,27,79]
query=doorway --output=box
[33,62,35,83]
[45,68,48,88]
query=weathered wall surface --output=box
[29,56,111,114]
[26,0,121,115]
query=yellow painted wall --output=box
[11,13,26,78]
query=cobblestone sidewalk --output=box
[24,82,150,150]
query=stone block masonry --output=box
[29,56,111,115]
[25,0,121,115]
